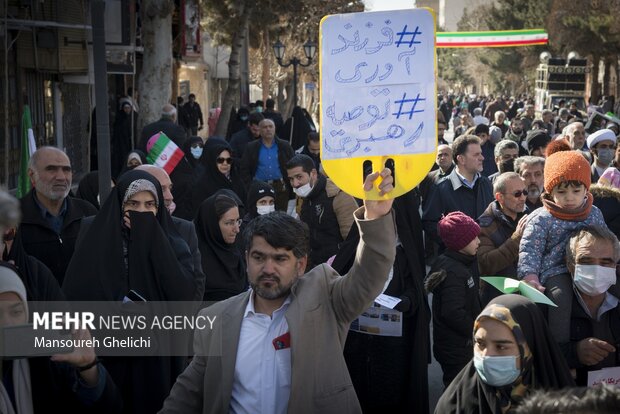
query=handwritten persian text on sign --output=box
[320,9,436,160]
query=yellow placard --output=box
[319,8,437,200]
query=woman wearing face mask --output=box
[192,140,246,218]
[62,170,195,414]
[194,191,247,302]
[183,136,205,170]
[435,294,575,414]
[243,180,276,221]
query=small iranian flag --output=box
[17,105,37,198]
[146,132,184,174]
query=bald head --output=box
[134,164,174,213]
[27,147,72,202]
[436,144,453,171]
[564,122,585,150]
[259,118,276,140]
[162,104,177,122]
[0,190,20,239]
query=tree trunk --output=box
[261,30,270,103]
[603,57,612,97]
[215,2,253,137]
[137,0,174,132]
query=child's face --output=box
[460,236,480,256]
[551,183,587,209]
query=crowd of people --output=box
[0,91,619,413]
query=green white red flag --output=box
[17,105,37,198]
[146,132,184,174]
[437,29,548,48]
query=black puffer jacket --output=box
[425,250,481,366]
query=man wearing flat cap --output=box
[587,129,617,182]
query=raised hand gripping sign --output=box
[320,8,437,199]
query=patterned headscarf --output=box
[122,179,159,207]
[474,303,533,413]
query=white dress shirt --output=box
[230,293,292,414]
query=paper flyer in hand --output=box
[481,276,557,307]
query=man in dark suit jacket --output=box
[138,104,187,151]
[239,119,295,212]
[18,147,97,285]
[160,169,396,414]
[422,135,493,250]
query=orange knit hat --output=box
[544,150,591,193]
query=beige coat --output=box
[159,208,396,414]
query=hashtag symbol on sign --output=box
[395,25,422,47]
[392,93,425,120]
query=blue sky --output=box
[363,0,416,11]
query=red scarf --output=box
[541,192,593,221]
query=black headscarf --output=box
[192,139,247,218]
[334,189,431,412]
[435,294,575,414]
[75,171,103,210]
[194,191,247,301]
[245,180,276,220]
[281,106,317,150]
[62,169,194,301]
[182,136,204,169]
[227,107,250,139]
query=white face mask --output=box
[573,264,617,296]
[190,147,203,159]
[293,182,312,198]
[256,205,275,215]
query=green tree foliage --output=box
[454,0,550,94]
[547,0,620,101]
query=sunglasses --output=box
[507,190,528,198]
[216,157,233,164]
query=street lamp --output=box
[272,39,317,107]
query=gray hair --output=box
[564,122,584,137]
[566,226,620,275]
[473,107,482,116]
[0,190,21,235]
[161,104,177,120]
[27,146,68,171]
[493,172,523,194]
[514,156,545,175]
[494,110,505,121]
[494,139,519,158]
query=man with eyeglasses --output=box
[515,155,545,211]
[477,172,529,306]
[240,119,296,213]
[488,140,519,184]
[17,147,97,285]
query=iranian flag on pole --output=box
[17,105,37,198]
[146,132,184,174]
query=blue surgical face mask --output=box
[190,147,203,159]
[240,115,248,122]
[474,353,520,387]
